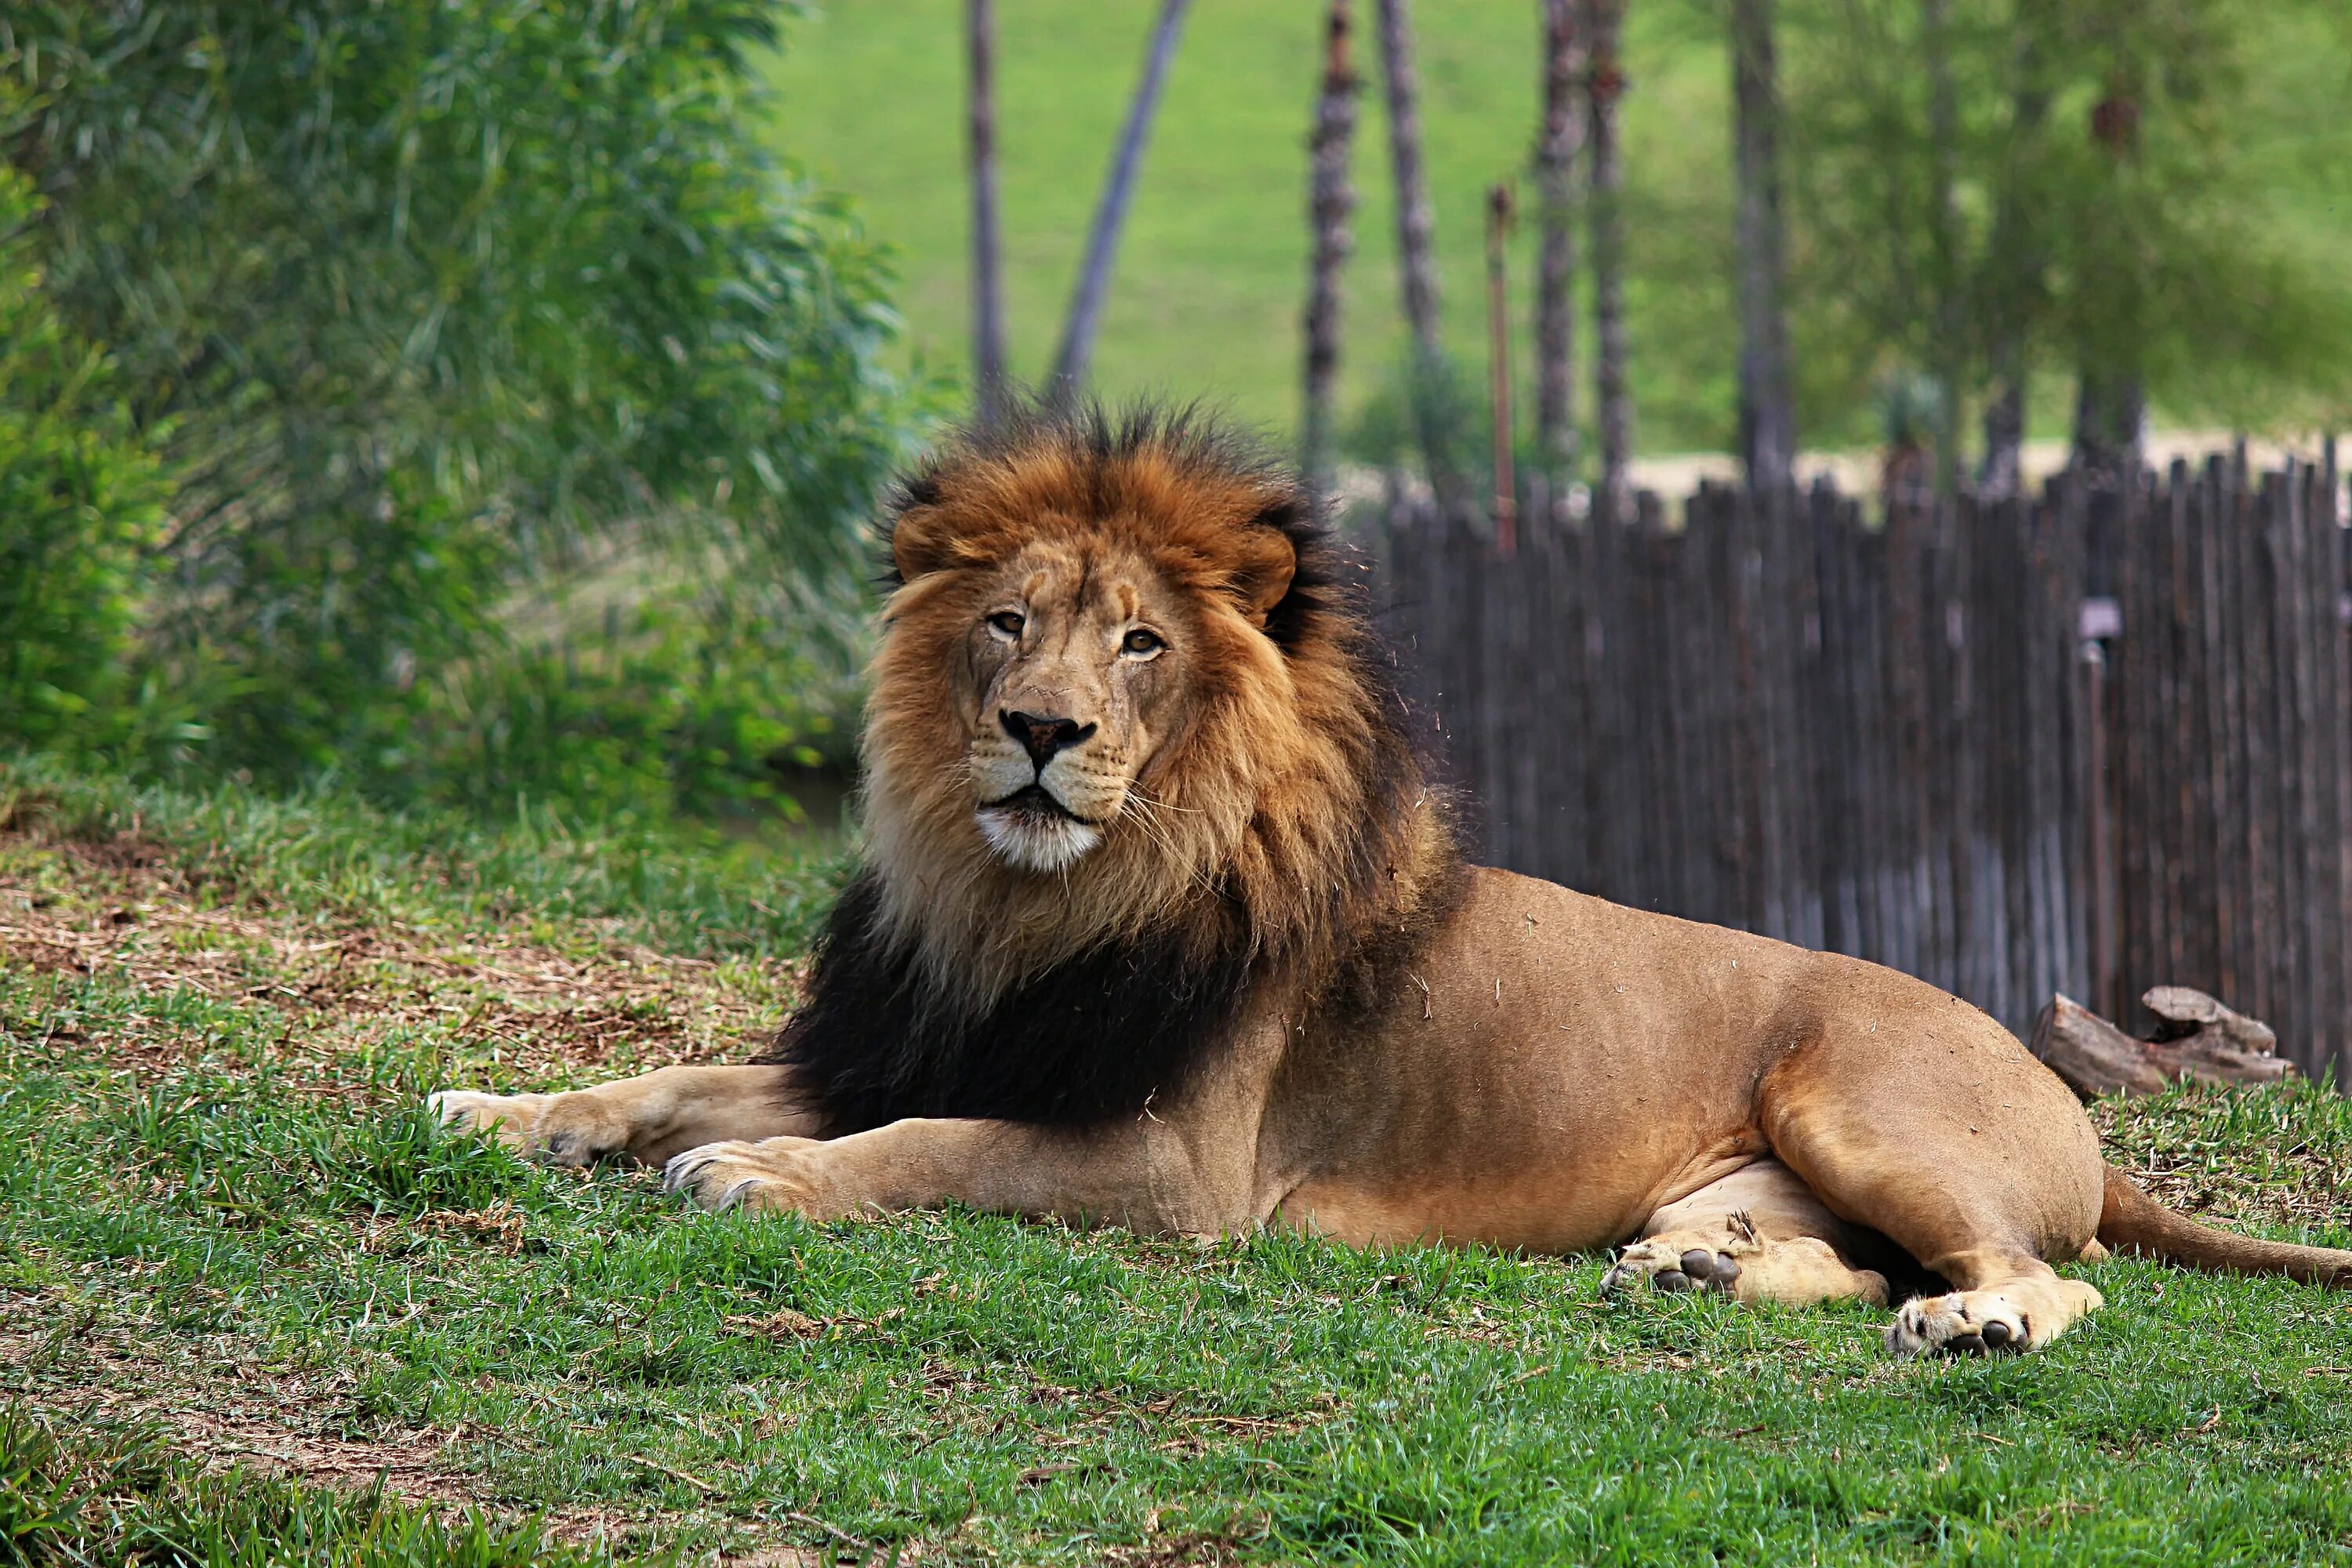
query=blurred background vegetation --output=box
[3,0,2349,836]
[769,0,2352,455]
[2,0,920,829]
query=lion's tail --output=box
[2097,1165,2352,1286]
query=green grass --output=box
[5,755,2352,1564]
[761,1,2352,454]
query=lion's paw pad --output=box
[1602,1239,1744,1298]
[1886,1292,2028,1358]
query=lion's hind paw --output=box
[1602,1237,1745,1298]
[1884,1276,2102,1359]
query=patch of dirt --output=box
[1,822,801,1091]
[2,1293,480,1515]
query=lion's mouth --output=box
[975,785,1106,873]
[984,783,1095,826]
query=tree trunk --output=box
[1730,0,1794,494]
[2073,372,2143,491]
[1486,183,1518,554]
[1585,0,1632,525]
[1048,0,1193,406]
[1977,37,2048,500]
[966,0,1007,423]
[1921,0,1963,497]
[1371,0,1467,514]
[1534,0,1583,512]
[1373,0,1443,364]
[1301,0,1361,500]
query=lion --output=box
[432,401,2350,1356]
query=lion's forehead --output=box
[1001,543,1160,623]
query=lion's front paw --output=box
[426,1087,626,1167]
[429,1089,553,1152]
[662,1137,844,1217]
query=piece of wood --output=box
[2140,985,2277,1054]
[2032,991,2292,1100]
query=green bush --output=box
[2,0,910,803]
[408,583,856,823]
[0,163,175,757]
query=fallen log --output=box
[2029,988,2294,1099]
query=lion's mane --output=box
[761,401,1463,1134]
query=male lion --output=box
[433,402,2349,1356]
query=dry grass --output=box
[1,817,803,1098]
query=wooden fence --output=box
[1368,457,2351,1081]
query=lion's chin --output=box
[975,805,1104,873]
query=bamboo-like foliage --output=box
[0,159,174,754]
[2,0,907,779]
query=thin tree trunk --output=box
[2073,373,2143,489]
[1486,183,1518,554]
[1049,0,1193,405]
[2071,82,2143,492]
[1730,0,1794,493]
[1372,0,1467,514]
[1978,34,2047,499]
[1374,0,1443,362]
[1301,0,1361,499]
[1979,376,2027,500]
[967,0,1007,423]
[1922,0,1963,496]
[1586,0,1632,525]
[1534,0,1583,513]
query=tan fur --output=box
[431,411,2350,1358]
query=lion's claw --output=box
[662,1137,834,1217]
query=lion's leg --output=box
[661,1115,1258,1236]
[429,1065,819,1167]
[1759,1021,2107,1356]
[1602,1160,1891,1308]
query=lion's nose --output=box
[1001,710,1096,769]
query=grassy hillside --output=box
[6,755,2352,1563]
[761,2,2352,457]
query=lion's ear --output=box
[890,489,956,583]
[1225,517,1298,626]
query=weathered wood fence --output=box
[1369,457,2351,1081]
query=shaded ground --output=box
[4,759,2351,1566]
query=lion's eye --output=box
[1122,628,1163,656]
[987,611,1025,639]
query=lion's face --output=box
[959,543,1185,873]
[853,408,1445,1004]
[866,434,1304,892]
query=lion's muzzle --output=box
[972,708,1117,872]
